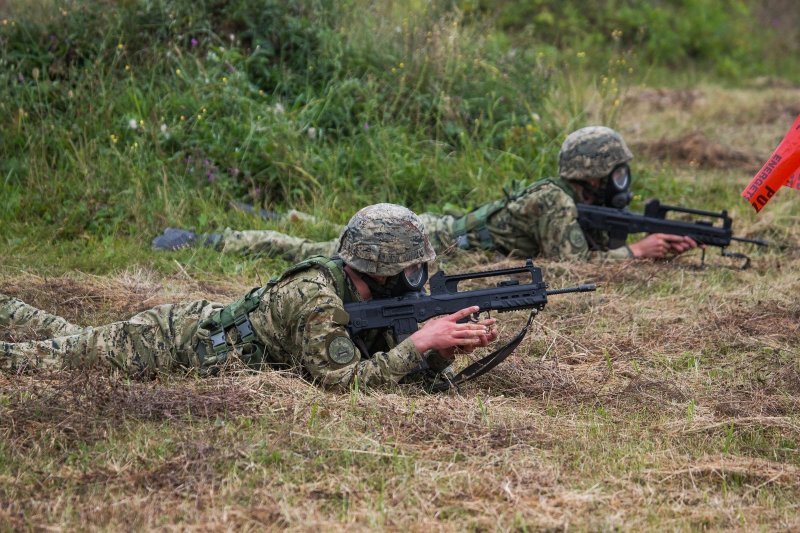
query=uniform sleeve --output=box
[270,273,426,391]
[533,189,633,262]
[215,228,338,260]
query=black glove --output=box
[151,228,198,250]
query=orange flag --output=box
[742,114,800,212]
[785,167,800,190]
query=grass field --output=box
[2,85,799,529]
[2,0,800,530]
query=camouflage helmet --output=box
[558,126,633,181]
[337,203,436,276]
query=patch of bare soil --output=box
[0,270,245,329]
[633,131,761,170]
[700,298,800,348]
[0,271,162,326]
[756,98,800,125]
[611,375,689,406]
[623,88,704,111]
[0,370,267,448]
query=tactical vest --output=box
[451,177,575,250]
[196,256,350,367]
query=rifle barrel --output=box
[546,283,597,296]
[731,236,769,246]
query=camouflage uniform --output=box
[1,268,433,389]
[2,205,441,391]
[0,294,84,338]
[211,214,448,263]
[166,126,635,262]
[441,179,632,261]
[214,228,338,259]
[207,187,631,262]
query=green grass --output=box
[3,0,797,279]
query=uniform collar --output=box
[547,176,578,202]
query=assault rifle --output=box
[577,200,768,268]
[344,259,595,392]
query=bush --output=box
[0,0,555,234]
[465,0,788,81]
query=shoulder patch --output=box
[325,334,357,365]
[331,308,350,326]
[568,225,587,249]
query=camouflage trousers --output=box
[0,294,84,338]
[215,228,339,260]
[214,213,459,261]
[1,295,222,376]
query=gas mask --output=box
[583,164,633,209]
[605,164,633,208]
[359,263,429,299]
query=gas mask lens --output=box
[606,164,633,208]
[401,263,428,291]
[610,164,630,191]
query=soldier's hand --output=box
[629,233,698,259]
[667,235,700,254]
[409,306,497,354]
[436,318,499,360]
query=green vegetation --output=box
[3,0,796,276]
[465,0,797,80]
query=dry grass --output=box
[632,131,762,171]
[2,85,800,530]
[2,255,799,530]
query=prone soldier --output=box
[152,126,698,262]
[2,204,498,391]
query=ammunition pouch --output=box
[452,200,505,250]
[193,256,349,373]
[451,178,576,251]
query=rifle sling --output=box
[428,309,537,393]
